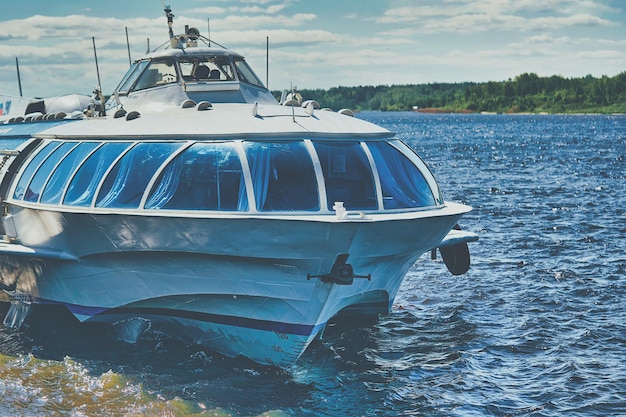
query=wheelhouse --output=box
[10,138,444,214]
[109,48,272,106]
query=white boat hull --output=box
[0,203,468,366]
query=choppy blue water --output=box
[1,112,625,416]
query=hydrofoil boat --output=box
[0,7,478,367]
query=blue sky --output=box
[0,0,624,98]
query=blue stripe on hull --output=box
[33,297,390,341]
[15,297,393,366]
[47,300,322,337]
[99,306,321,336]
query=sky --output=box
[0,0,624,98]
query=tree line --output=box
[277,72,626,113]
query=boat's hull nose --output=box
[91,312,323,368]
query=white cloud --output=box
[177,7,228,16]
[0,0,623,97]
[240,0,280,4]
[219,28,336,47]
[377,0,617,32]
[215,13,316,29]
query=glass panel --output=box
[131,60,177,91]
[313,141,377,211]
[13,141,62,200]
[96,142,182,209]
[234,58,265,88]
[116,61,149,93]
[40,142,100,204]
[390,139,444,205]
[179,56,235,82]
[367,142,436,209]
[245,141,319,211]
[146,142,248,211]
[179,60,194,80]
[215,56,235,80]
[64,142,132,206]
[24,142,78,202]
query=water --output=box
[1,113,625,416]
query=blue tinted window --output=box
[24,142,78,202]
[64,142,132,206]
[313,141,377,211]
[40,142,99,204]
[245,141,319,211]
[367,142,436,209]
[96,142,182,208]
[13,141,61,200]
[146,142,248,211]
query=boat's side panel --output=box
[6,205,461,261]
[0,205,462,345]
[5,247,422,366]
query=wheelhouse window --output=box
[145,142,248,211]
[244,141,319,211]
[313,141,377,211]
[233,58,265,88]
[366,141,436,209]
[115,61,149,94]
[179,56,235,82]
[131,59,178,91]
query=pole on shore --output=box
[15,57,23,97]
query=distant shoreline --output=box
[413,108,626,115]
[289,72,626,114]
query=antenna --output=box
[266,36,269,89]
[207,18,211,47]
[92,37,105,116]
[290,82,295,123]
[125,27,132,66]
[15,57,23,97]
[92,37,102,92]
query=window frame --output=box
[9,137,442,214]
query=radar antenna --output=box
[164,4,175,39]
